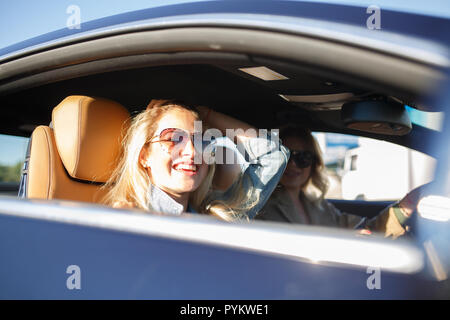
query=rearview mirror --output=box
[342,98,412,135]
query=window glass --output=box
[0,134,29,184]
[313,132,436,201]
[405,106,445,131]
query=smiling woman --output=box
[103,99,289,221]
[255,126,438,240]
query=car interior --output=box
[0,25,446,222]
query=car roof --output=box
[1,0,449,60]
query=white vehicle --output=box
[341,137,436,201]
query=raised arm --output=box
[198,106,290,219]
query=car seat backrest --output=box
[25,95,130,203]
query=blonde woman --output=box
[256,126,428,239]
[103,99,289,221]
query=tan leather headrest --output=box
[52,95,130,183]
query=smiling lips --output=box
[172,162,198,175]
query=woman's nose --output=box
[287,158,296,167]
[181,138,196,158]
[287,157,300,170]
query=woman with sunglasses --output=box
[256,126,429,239]
[255,126,348,226]
[103,99,289,221]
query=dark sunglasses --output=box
[149,128,211,153]
[289,150,314,168]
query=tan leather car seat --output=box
[26,95,130,203]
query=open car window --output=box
[0,134,28,196]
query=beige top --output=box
[256,186,407,239]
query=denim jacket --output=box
[147,131,290,219]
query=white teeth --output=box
[175,164,197,171]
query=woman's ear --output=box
[139,144,151,169]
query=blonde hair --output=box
[103,99,252,221]
[279,126,329,201]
